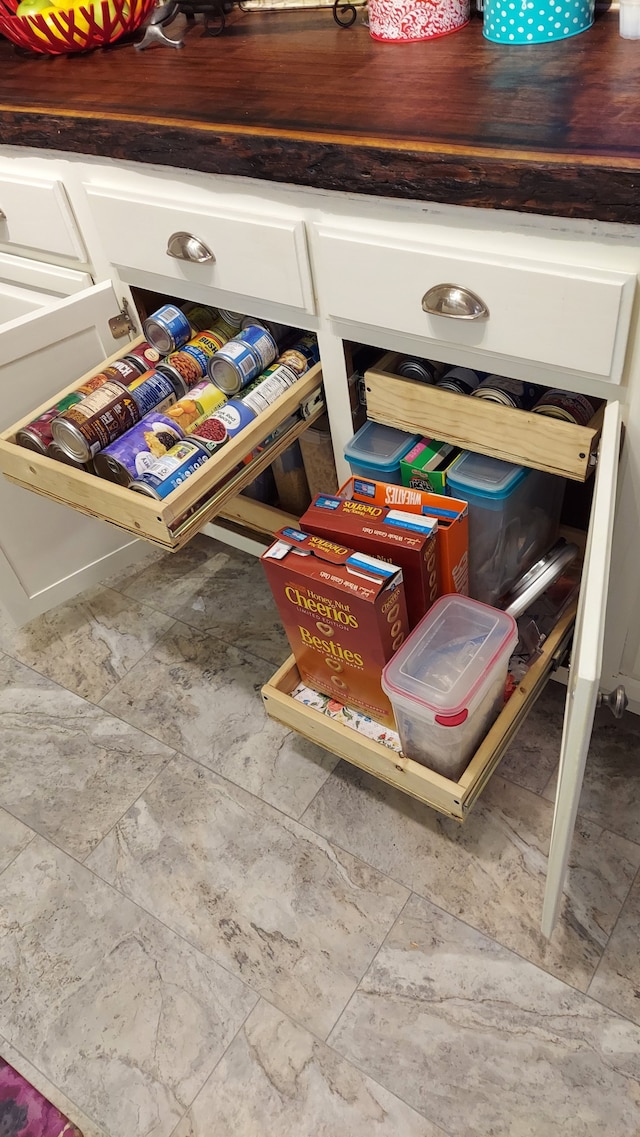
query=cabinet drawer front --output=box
[316,229,635,383]
[0,174,85,262]
[86,187,315,314]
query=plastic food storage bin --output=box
[447,451,565,605]
[382,595,518,780]
[344,420,421,485]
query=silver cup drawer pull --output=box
[166,231,216,264]
[422,284,489,320]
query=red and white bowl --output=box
[368,0,469,41]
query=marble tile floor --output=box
[2,535,640,1136]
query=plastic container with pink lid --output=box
[382,595,518,781]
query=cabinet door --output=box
[541,399,622,938]
[0,280,142,626]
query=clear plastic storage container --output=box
[344,420,421,485]
[382,595,518,780]
[447,451,565,605]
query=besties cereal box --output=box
[300,494,439,630]
[261,527,409,728]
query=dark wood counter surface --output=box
[1,11,639,223]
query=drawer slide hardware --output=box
[166,231,216,264]
[422,283,489,321]
[108,298,137,340]
[597,684,628,718]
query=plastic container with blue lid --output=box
[447,450,565,605]
[343,420,422,485]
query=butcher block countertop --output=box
[0,11,639,223]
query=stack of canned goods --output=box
[394,355,601,425]
[16,296,320,502]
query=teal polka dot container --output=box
[483,0,594,42]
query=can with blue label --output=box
[127,369,185,417]
[132,439,210,499]
[208,325,278,395]
[143,304,194,355]
[93,413,187,485]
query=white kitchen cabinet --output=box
[0,280,145,625]
[0,149,638,941]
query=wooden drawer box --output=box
[365,352,603,482]
[0,343,323,553]
[263,599,575,821]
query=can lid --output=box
[447,450,527,498]
[50,418,90,462]
[209,357,241,394]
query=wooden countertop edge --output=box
[3,105,640,225]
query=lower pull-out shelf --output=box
[262,598,576,821]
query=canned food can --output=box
[132,440,210,499]
[143,304,193,355]
[242,364,298,415]
[436,367,483,396]
[52,380,139,462]
[532,389,598,426]
[47,442,91,470]
[397,357,440,384]
[16,391,83,454]
[75,362,138,398]
[181,302,219,333]
[128,369,184,416]
[277,333,320,377]
[473,375,542,409]
[240,316,289,345]
[217,309,243,330]
[159,330,227,388]
[189,415,230,456]
[209,325,278,395]
[93,412,187,485]
[208,398,256,437]
[164,380,227,433]
[108,357,145,387]
[122,341,162,373]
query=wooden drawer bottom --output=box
[262,601,576,820]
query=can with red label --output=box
[52,381,139,462]
[16,392,84,454]
[532,389,599,426]
[122,341,162,374]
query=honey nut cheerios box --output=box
[261,528,409,729]
[300,493,439,631]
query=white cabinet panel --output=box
[0,173,86,262]
[542,399,622,937]
[315,226,635,384]
[0,281,142,625]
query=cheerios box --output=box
[300,494,439,630]
[338,477,469,597]
[261,528,409,728]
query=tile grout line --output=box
[164,998,260,1137]
[324,890,455,1137]
[586,859,640,1000]
[0,829,37,882]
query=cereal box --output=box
[300,494,439,629]
[261,527,409,728]
[338,476,469,596]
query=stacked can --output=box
[242,333,319,415]
[94,413,187,485]
[158,328,229,390]
[121,340,162,374]
[473,375,542,409]
[16,392,84,454]
[132,440,211,499]
[208,324,278,395]
[51,382,141,462]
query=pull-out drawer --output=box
[0,171,86,262]
[86,185,315,315]
[0,341,324,553]
[365,352,603,481]
[314,224,636,384]
[264,601,575,822]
